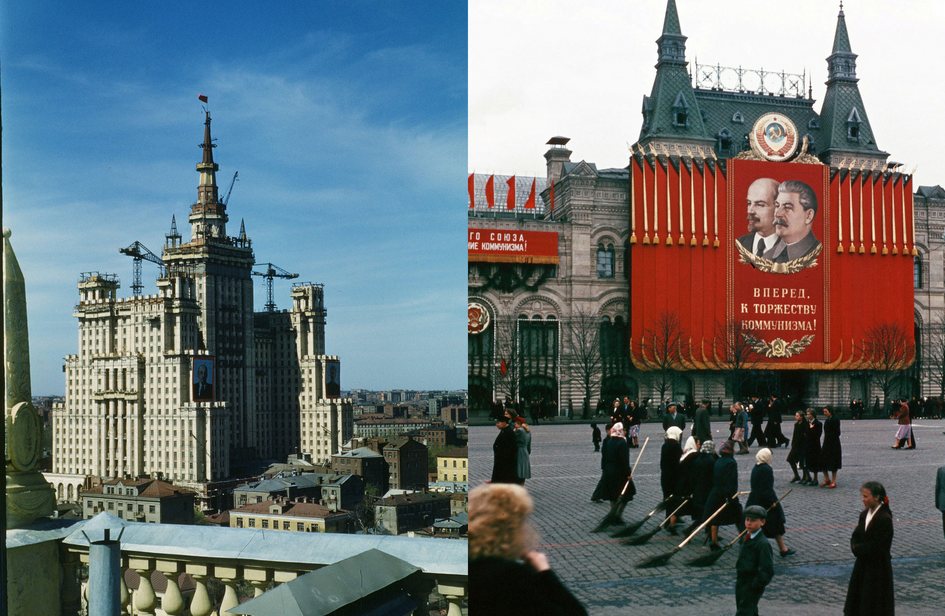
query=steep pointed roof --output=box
[637,0,712,149]
[818,3,887,163]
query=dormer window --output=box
[717,129,733,156]
[732,112,744,124]
[672,92,689,128]
[847,107,862,141]
[808,117,820,130]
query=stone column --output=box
[128,558,156,616]
[244,567,271,597]
[156,559,185,616]
[186,564,214,616]
[215,565,240,614]
[437,580,466,616]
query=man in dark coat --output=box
[735,506,774,616]
[693,400,711,446]
[491,417,519,483]
[746,398,767,447]
[591,423,602,452]
[763,394,789,447]
[662,402,686,432]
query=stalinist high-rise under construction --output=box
[50,109,353,508]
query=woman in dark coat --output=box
[591,423,630,502]
[819,407,842,488]
[704,440,743,549]
[670,436,699,530]
[746,447,795,558]
[802,408,822,486]
[786,411,806,483]
[660,426,683,499]
[844,481,894,616]
[690,440,718,523]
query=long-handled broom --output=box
[636,490,742,568]
[611,494,672,538]
[684,488,794,567]
[591,436,650,533]
[622,497,691,545]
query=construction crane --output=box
[252,262,299,312]
[119,241,166,297]
[222,171,239,206]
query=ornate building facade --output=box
[51,112,353,503]
[468,2,942,418]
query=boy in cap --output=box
[735,505,774,616]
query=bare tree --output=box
[924,314,945,400]
[857,322,913,410]
[639,310,686,404]
[710,319,762,400]
[563,308,603,419]
[493,317,521,405]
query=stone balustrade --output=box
[63,512,467,615]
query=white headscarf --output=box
[755,447,772,465]
[680,436,698,462]
[665,426,682,442]
[610,422,625,438]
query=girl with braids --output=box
[844,481,894,616]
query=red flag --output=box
[500,359,508,376]
[468,173,475,209]
[549,179,555,212]
[524,178,536,209]
[506,176,516,210]
[485,175,495,208]
[198,94,208,103]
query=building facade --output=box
[468,2,937,418]
[436,448,468,483]
[52,112,353,503]
[229,498,351,533]
[81,478,195,524]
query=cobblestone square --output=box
[471,418,945,615]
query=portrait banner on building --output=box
[192,356,216,402]
[325,359,341,398]
[468,228,558,264]
[728,159,829,366]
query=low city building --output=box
[383,437,428,491]
[432,512,468,538]
[374,492,453,535]
[332,447,388,495]
[229,498,351,533]
[353,418,437,439]
[81,478,196,524]
[436,448,468,483]
[233,472,363,511]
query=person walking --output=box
[659,427,683,532]
[627,399,643,448]
[662,401,686,431]
[735,506,775,616]
[491,415,519,484]
[591,423,630,503]
[746,398,767,448]
[786,411,806,483]
[802,408,822,486]
[705,440,743,550]
[733,403,750,454]
[591,423,602,452]
[936,464,945,541]
[764,394,789,447]
[693,399,712,447]
[844,481,894,616]
[470,483,588,615]
[819,407,842,488]
[691,440,718,525]
[514,416,532,486]
[891,400,913,449]
[746,448,795,558]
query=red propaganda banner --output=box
[728,160,829,366]
[468,228,558,264]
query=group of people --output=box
[489,409,532,486]
[784,407,843,487]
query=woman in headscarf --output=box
[470,483,588,615]
[746,447,795,558]
[843,481,894,616]
[591,422,630,503]
[668,435,700,533]
[690,440,718,526]
[660,427,684,506]
[513,416,532,486]
[704,440,743,550]
[819,407,841,488]
[786,411,806,483]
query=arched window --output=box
[597,243,615,278]
[914,256,923,289]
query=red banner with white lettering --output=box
[468,228,558,264]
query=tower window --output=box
[914,256,923,289]
[672,92,689,128]
[847,108,863,142]
[597,243,615,278]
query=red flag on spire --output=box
[198,94,208,103]
[524,178,537,209]
[468,173,475,209]
[485,175,495,208]
[549,179,555,212]
[506,176,516,210]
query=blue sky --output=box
[2,1,467,394]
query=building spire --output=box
[661,0,682,36]
[239,218,247,242]
[832,2,852,55]
[189,112,228,240]
[656,0,686,66]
